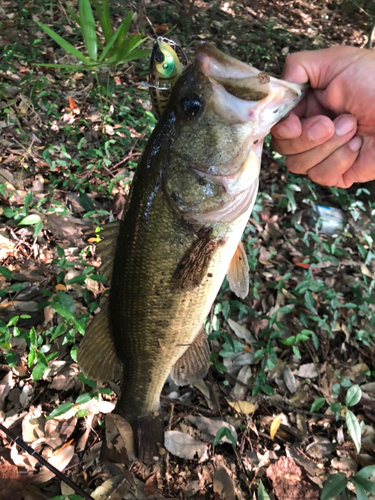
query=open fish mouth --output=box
[195,42,307,129]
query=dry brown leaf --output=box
[164,430,208,461]
[33,444,74,484]
[144,473,158,497]
[213,467,235,500]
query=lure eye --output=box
[180,93,202,117]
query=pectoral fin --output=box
[171,328,210,386]
[226,241,249,299]
[77,302,121,381]
[172,231,217,289]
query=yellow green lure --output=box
[149,38,184,118]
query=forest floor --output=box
[1,1,375,499]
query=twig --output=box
[0,423,94,500]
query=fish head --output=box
[169,42,307,179]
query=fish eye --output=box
[180,93,202,117]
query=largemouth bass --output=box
[77,43,306,462]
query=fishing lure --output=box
[148,37,185,118]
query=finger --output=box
[282,46,365,87]
[272,115,335,156]
[271,113,302,140]
[341,136,375,187]
[285,114,357,175]
[306,136,363,188]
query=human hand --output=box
[271,46,375,188]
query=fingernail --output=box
[335,115,356,136]
[349,136,362,152]
[275,122,295,139]
[307,120,332,141]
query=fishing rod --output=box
[0,422,94,500]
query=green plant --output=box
[311,384,363,454]
[36,0,150,72]
[322,466,375,500]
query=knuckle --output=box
[286,155,305,174]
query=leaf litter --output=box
[1,0,375,499]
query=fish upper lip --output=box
[196,42,307,100]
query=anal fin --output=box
[77,302,121,381]
[170,327,210,386]
[227,240,249,299]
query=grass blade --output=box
[66,5,81,27]
[36,22,91,65]
[99,23,122,61]
[113,10,132,52]
[115,34,147,63]
[120,48,151,63]
[92,0,113,43]
[79,0,98,61]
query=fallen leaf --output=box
[283,367,297,394]
[91,474,130,500]
[213,467,235,500]
[270,416,281,440]
[228,318,256,344]
[297,364,319,379]
[34,444,74,484]
[228,400,257,415]
[144,474,158,496]
[164,430,208,461]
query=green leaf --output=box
[351,479,370,500]
[79,192,95,212]
[50,323,67,342]
[33,220,43,238]
[79,0,97,60]
[92,0,113,43]
[258,480,271,500]
[47,402,74,420]
[77,372,97,388]
[355,465,375,479]
[120,48,151,63]
[321,473,348,500]
[330,402,343,413]
[51,303,75,321]
[74,319,85,335]
[24,190,33,207]
[98,387,112,395]
[99,23,122,61]
[346,409,361,454]
[28,348,36,368]
[213,426,236,447]
[310,397,325,412]
[346,384,362,407]
[89,274,107,282]
[36,22,91,65]
[75,392,94,405]
[0,266,15,279]
[351,476,375,494]
[75,409,89,418]
[113,10,132,52]
[304,290,316,313]
[5,350,18,368]
[32,362,48,381]
[18,214,41,226]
